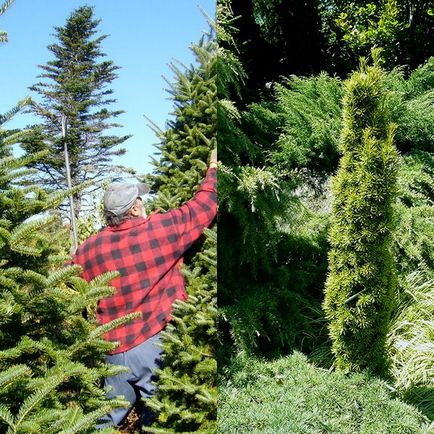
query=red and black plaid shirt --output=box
[72,168,217,354]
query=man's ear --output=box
[129,200,142,217]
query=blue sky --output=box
[1,0,215,175]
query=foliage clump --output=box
[218,352,432,434]
[217,0,332,366]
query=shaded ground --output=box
[118,407,141,434]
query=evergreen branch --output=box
[144,114,164,135]
[0,343,26,362]
[101,363,131,379]
[0,151,49,177]
[0,168,39,186]
[0,155,30,172]
[22,270,48,288]
[27,408,68,432]
[87,312,141,340]
[14,375,64,429]
[10,215,57,256]
[0,290,20,322]
[218,99,241,121]
[45,265,81,288]
[67,286,114,314]
[0,337,60,364]
[68,312,140,354]
[0,97,31,126]
[0,219,11,228]
[198,4,215,31]
[49,406,81,433]
[195,389,216,405]
[1,167,37,181]
[0,275,19,291]
[14,149,49,168]
[0,0,14,17]
[89,271,119,287]
[2,266,22,277]
[0,226,11,244]
[0,364,30,389]
[2,129,33,147]
[0,405,14,430]
[58,403,121,434]
[17,408,58,432]
[43,181,92,210]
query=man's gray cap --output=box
[103,182,150,216]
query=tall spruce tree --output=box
[323,55,399,375]
[22,6,130,219]
[143,28,217,433]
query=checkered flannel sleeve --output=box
[166,167,217,250]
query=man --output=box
[71,149,217,428]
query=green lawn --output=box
[218,352,434,434]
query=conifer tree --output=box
[22,6,130,219]
[143,27,217,433]
[323,55,399,375]
[217,0,317,361]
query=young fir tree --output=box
[323,55,399,375]
[0,116,140,434]
[21,6,130,219]
[143,28,217,433]
[0,146,142,434]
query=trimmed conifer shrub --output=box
[323,55,399,375]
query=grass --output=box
[387,271,434,420]
[218,352,434,434]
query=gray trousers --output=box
[96,331,163,428]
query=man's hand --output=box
[209,148,217,169]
